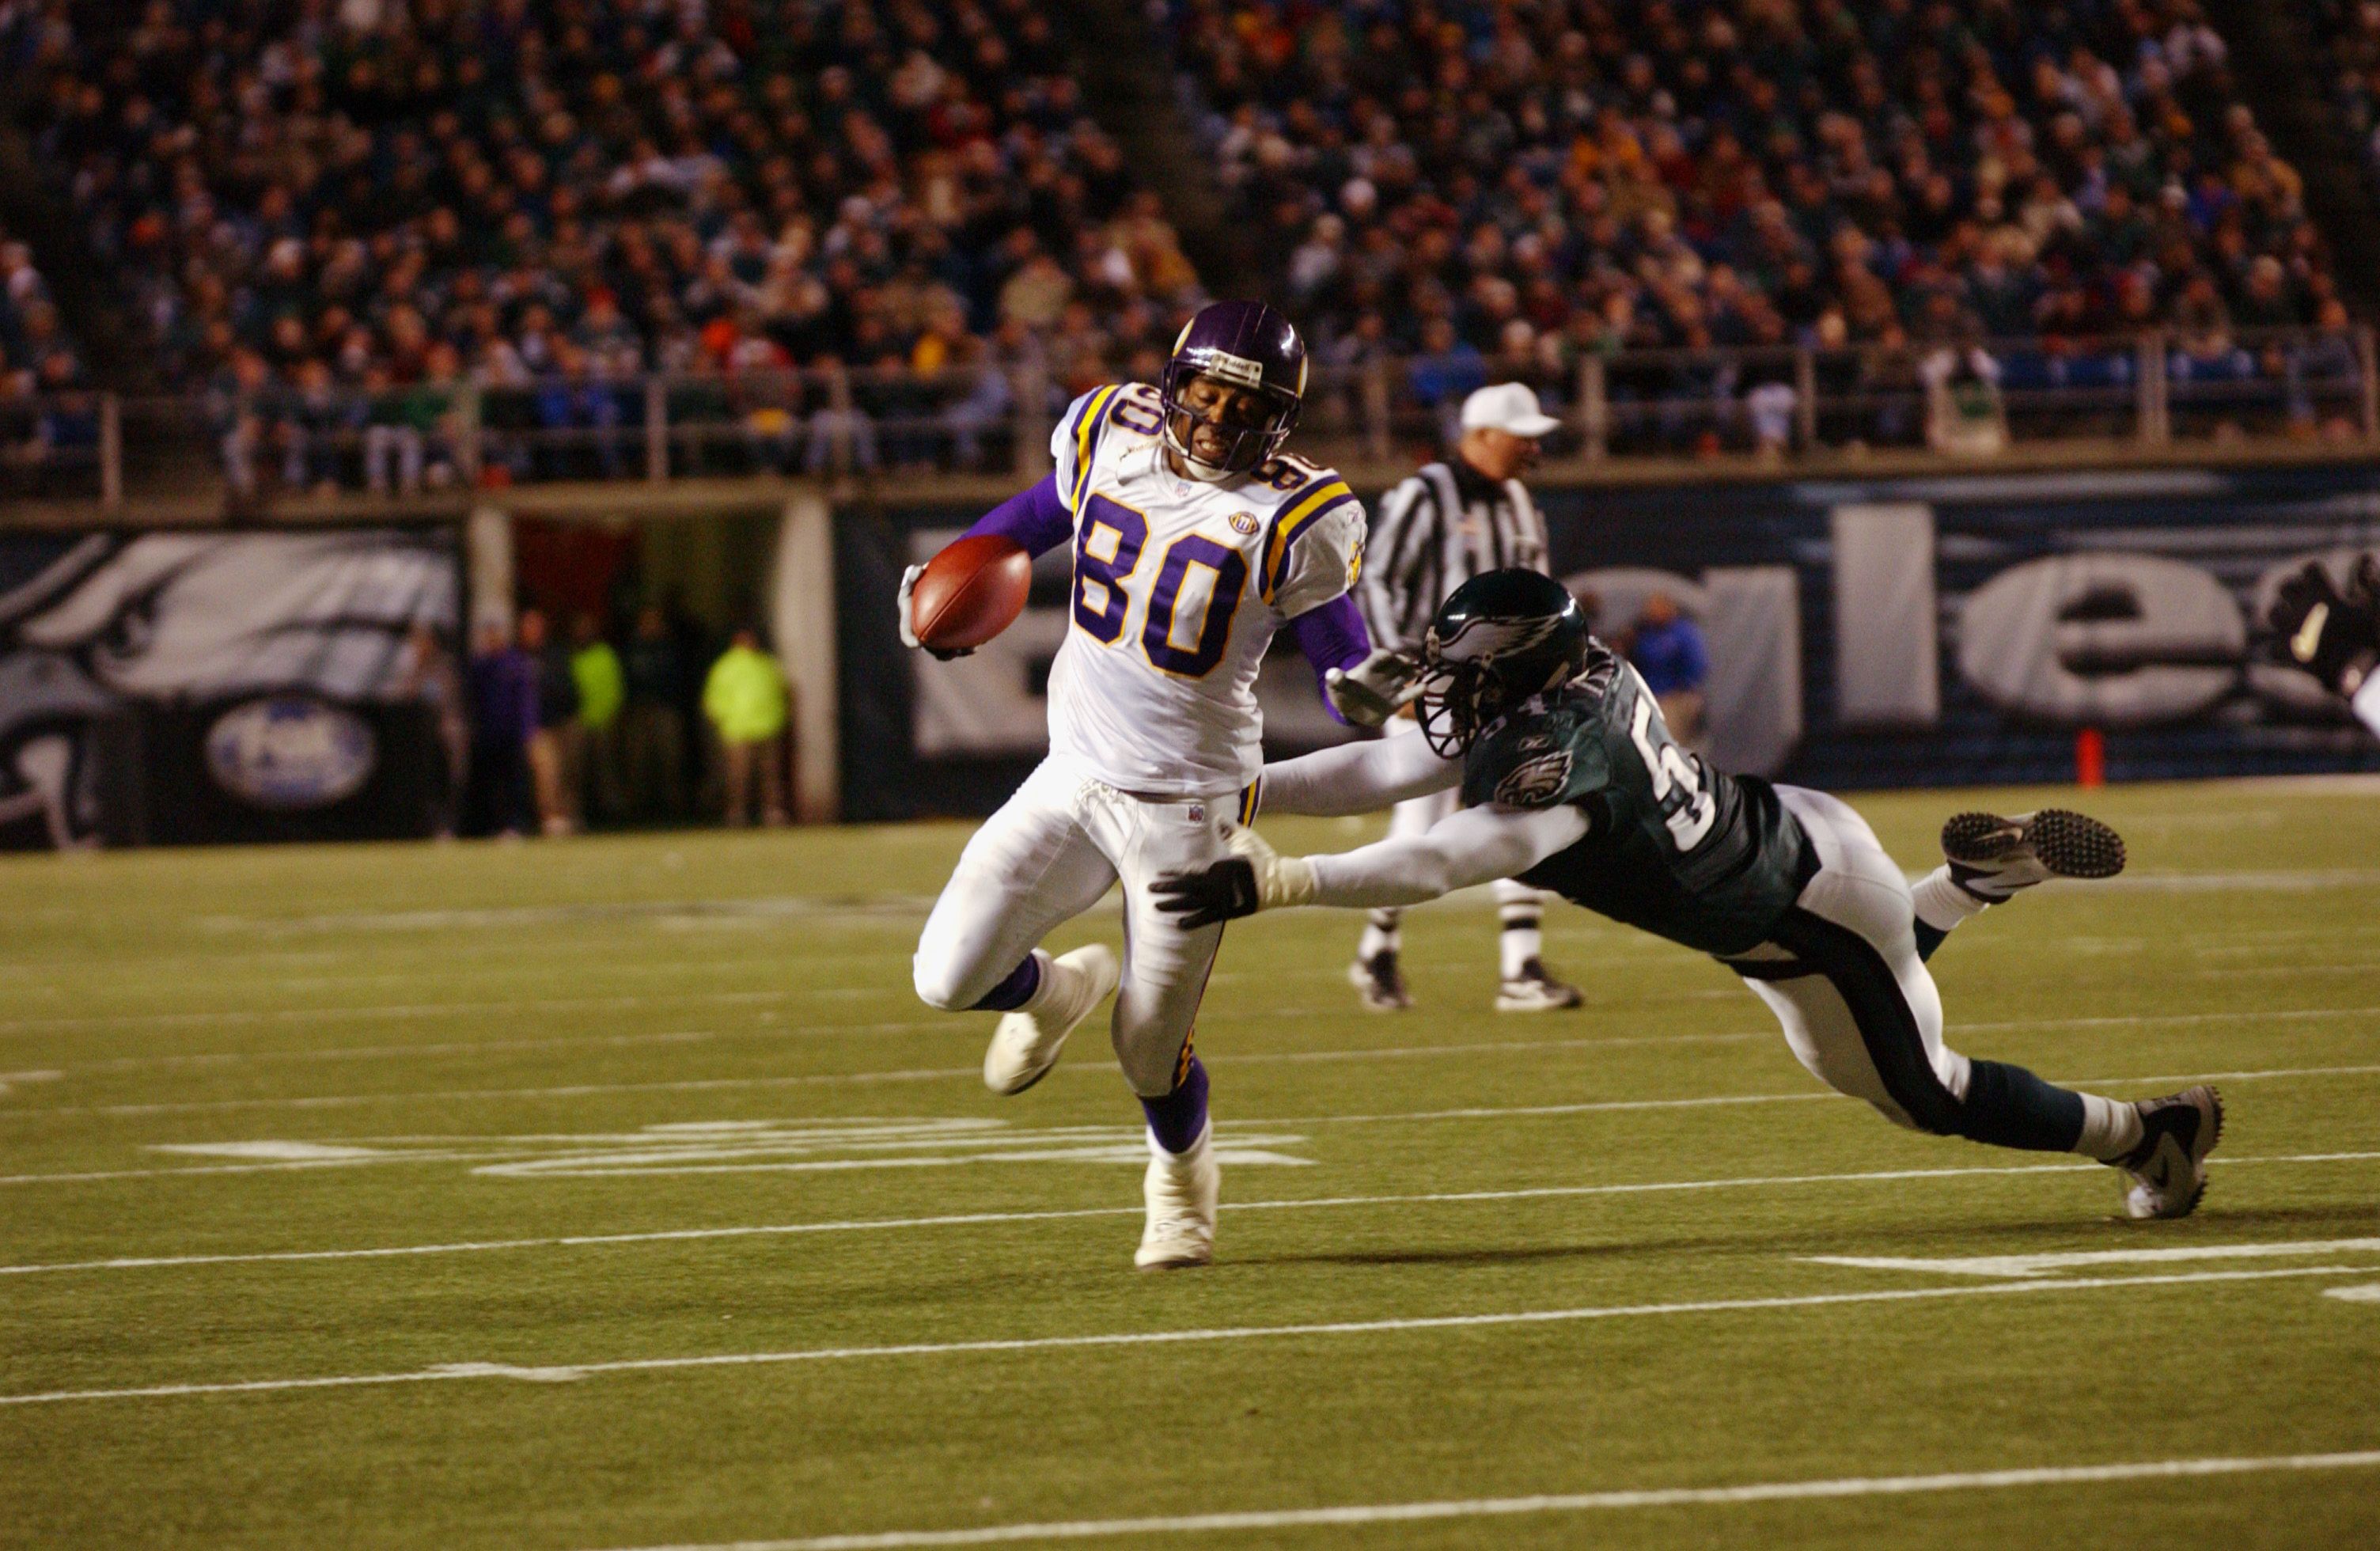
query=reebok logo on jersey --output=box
[1495,750,1573,808]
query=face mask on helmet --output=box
[1414,572,1591,757]
[1159,363,1298,479]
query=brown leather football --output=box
[911,533,1032,652]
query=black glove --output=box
[1152,858,1261,929]
[2268,556,2380,696]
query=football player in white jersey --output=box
[901,301,1395,1269]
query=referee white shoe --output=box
[983,945,1119,1095]
[1135,1123,1219,1269]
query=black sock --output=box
[1957,1060,2086,1151]
[968,954,1041,1011]
[1914,920,1949,962]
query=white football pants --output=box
[912,755,1236,1097]
[1725,785,1975,1132]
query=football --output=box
[911,533,1032,652]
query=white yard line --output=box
[23,1028,1762,1082]
[1808,1238,2380,1279]
[0,991,797,1036]
[2,1152,2374,1273]
[1957,1006,2380,1035]
[587,1450,2380,1550]
[15,1050,2374,1125]
[3,1264,2372,1408]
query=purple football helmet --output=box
[1159,300,1307,476]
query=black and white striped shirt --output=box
[1357,457,1552,651]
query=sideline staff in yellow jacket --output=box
[703,628,790,826]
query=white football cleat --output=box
[1135,1124,1219,1269]
[982,945,1119,1095]
[2115,1085,2224,1220]
[1940,809,2126,903]
[1495,957,1584,1012]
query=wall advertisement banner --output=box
[0,527,460,848]
[842,464,2380,820]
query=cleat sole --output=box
[1942,809,2126,879]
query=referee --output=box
[1349,381,1584,1012]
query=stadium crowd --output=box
[2,0,1209,487]
[0,0,2369,481]
[2320,1,2380,202]
[1170,0,2360,445]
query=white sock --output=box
[1499,921,1541,980]
[1359,913,1400,961]
[1911,866,1991,935]
[2075,1093,2144,1162]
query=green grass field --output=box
[4,780,2378,1550]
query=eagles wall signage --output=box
[851,465,2380,819]
[0,529,459,848]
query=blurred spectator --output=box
[703,627,789,828]
[518,609,580,838]
[1628,593,1710,754]
[571,612,627,826]
[464,617,536,839]
[1923,346,2008,455]
[396,622,468,840]
[622,606,688,823]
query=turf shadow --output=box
[1234,1236,1747,1268]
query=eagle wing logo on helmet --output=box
[1493,749,1575,809]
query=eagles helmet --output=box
[1415,568,1593,757]
[1160,300,1307,478]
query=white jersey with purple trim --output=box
[1044,381,1366,796]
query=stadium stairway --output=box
[1045,0,1264,303]
[2202,0,2380,317]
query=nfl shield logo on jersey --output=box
[1494,750,1574,808]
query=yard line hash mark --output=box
[585,1450,2380,1550]
[5,1265,2373,1407]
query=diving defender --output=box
[1158,569,2224,1222]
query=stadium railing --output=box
[27,326,2380,514]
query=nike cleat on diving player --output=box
[1939,809,2126,903]
[983,945,1120,1094]
[2113,1085,2223,1219]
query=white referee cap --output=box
[1459,381,1562,437]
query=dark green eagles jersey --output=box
[1457,643,1815,957]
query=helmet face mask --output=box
[1160,301,1307,477]
[1415,571,1592,758]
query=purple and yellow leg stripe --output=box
[1257,480,1358,605]
[1236,781,1260,825]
